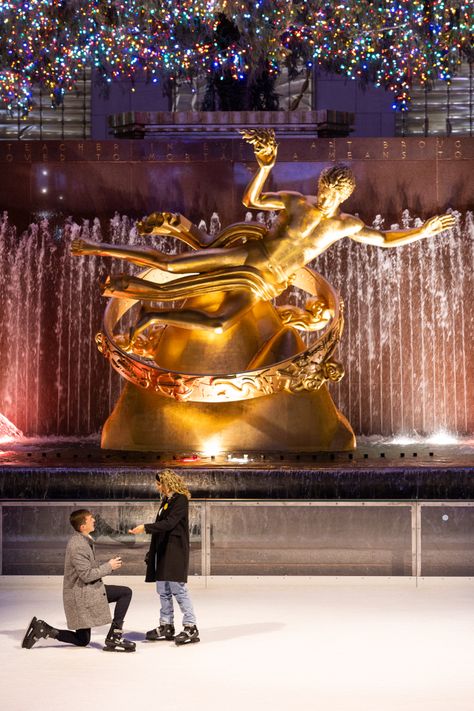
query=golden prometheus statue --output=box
[72,129,455,453]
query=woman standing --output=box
[129,469,199,645]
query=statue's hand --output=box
[255,143,278,168]
[71,238,96,256]
[240,128,278,167]
[137,211,181,236]
[422,213,456,237]
[99,274,130,296]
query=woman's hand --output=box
[128,524,145,535]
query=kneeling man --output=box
[22,509,135,652]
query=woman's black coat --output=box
[144,493,190,583]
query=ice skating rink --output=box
[1,576,474,711]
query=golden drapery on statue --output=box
[72,129,455,452]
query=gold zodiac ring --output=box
[95,266,345,403]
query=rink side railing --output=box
[1,500,474,578]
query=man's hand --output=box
[128,524,145,535]
[422,213,456,237]
[109,557,122,570]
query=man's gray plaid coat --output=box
[63,531,113,629]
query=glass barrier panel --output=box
[209,504,412,576]
[421,505,474,576]
[2,503,202,576]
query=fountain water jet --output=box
[0,412,23,444]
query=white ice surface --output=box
[1,576,474,711]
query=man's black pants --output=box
[56,584,132,647]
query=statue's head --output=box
[317,164,356,204]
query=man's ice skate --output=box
[22,617,58,649]
[146,623,175,641]
[174,624,200,646]
[103,625,136,652]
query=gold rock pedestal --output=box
[101,382,354,452]
[97,266,355,453]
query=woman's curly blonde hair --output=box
[156,469,191,499]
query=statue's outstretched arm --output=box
[71,238,174,269]
[241,129,286,211]
[352,213,456,248]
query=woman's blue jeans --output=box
[156,581,197,626]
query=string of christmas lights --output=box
[0,1,471,114]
